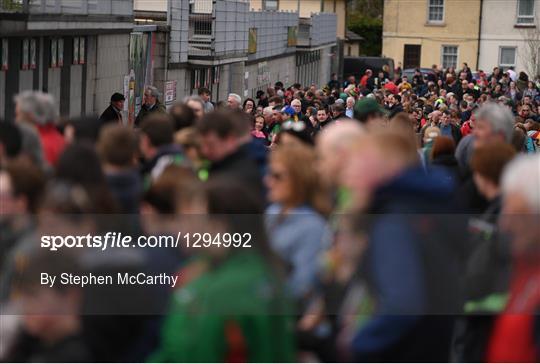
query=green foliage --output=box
[348,15,383,57]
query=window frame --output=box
[263,0,278,11]
[516,0,535,25]
[498,46,517,68]
[427,0,445,24]
[440,45,459,69]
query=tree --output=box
[347,0,384,56]
[519,19,540,78]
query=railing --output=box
[1,0,133,16]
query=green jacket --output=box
[148,252,295,363]
[135,101,167,126]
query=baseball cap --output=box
[111,92,125,102]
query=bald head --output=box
[316,120,365,187]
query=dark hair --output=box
[3,158,45,213]
[242,98,256,114]
[0,121,22,158]
[56,144,117,213]
[268,96,283,106]
[170,102,196,131]
[198,87,211,96]
[431,136,456,160]
[196,109,251,138]
[140,114,175,147]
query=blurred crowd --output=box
[0,62,539,362]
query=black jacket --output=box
[99,104,122,126]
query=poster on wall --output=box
[22,38,29,70]
[287,26,298,47]
[248,28,257,54]
[164,80,177,108]
[57,38,64,67]
[1,39,8,71]
[51,39,57,68]
[79,37,85,65]
[30,39,36,69]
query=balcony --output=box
[297,12,337,49]
[1,0,133,35]
[186,0,249,64]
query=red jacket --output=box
[37,124,66,167]
[486,252,540,362]
[461,121,473,137]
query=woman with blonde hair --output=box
[264,143,331,300]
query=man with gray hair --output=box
[473,102,514,148]
[14,90,64,167]
[227,93,242,110]
[135,85,166,126]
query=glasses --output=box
[281,121,306,132]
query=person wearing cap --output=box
[281,105,296,123]
[99,92,125,127]
[353,98,387,131]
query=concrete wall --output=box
[478,0,540,75]
[94,33,130,114]
[383,0,481,68]
[246,53,296,97]
[69,65,83,118]
[86,35,98,115]
[135,0,167,12]
[345,42,360,57]
[0,72,5,118]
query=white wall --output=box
[134,0,167,12]
[479,0,540,75]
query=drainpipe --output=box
[476,0,483,71]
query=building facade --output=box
[478,0,540,76]
[382,0,481,70]
[0,0,133,120]
[383,0,540,75]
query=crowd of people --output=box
[0,61,539,362]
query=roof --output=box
[345,30,364,42]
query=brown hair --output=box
[4,158,45,213]
[471,141,516,185]
[270,144,331,216]
[97,124,137,167]
[140,114,175,147]
[431,136,456,160]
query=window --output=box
[21,38,36,70]
[517,0,535,24]
[403,44,421,69]
[263,0,278,10]
[441,45,458,68]
[1,39,8,71]
[499,47,516,68]
[73,37,85,65]
[50,38,64,68]
[428,0,444,23]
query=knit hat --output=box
[353,98,386,120]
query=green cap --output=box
[353,98,386,120]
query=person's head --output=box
[291,98,302,114]
[353,98,386,129]
[346,96,355,109]
[110,92,125,111]
[97,124,137,170]
[0,121,22,166]
[431,136,456,161]
[266,144,330,215]
[316,120,365,187]
[527,80,535,89]
[198,87,211,102]
[499,154,540,254]
[0,158,45,216]
[316,108,329,122]
[343,131,419,207]
[144,86,160,107]
[519,104,531,118]
[263,106,274,125]
[169,102,196,131]
[227,93,242,109]
[183,96,205,120]
[14,91,57,126]
[139,114,175,160]
[196,109,250,162]
[331,103,345,119]
[471,141,516,201]
[254,115,265,131]
[243,98,255,114]
[174,127,203,167]
[473,103,514,148]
